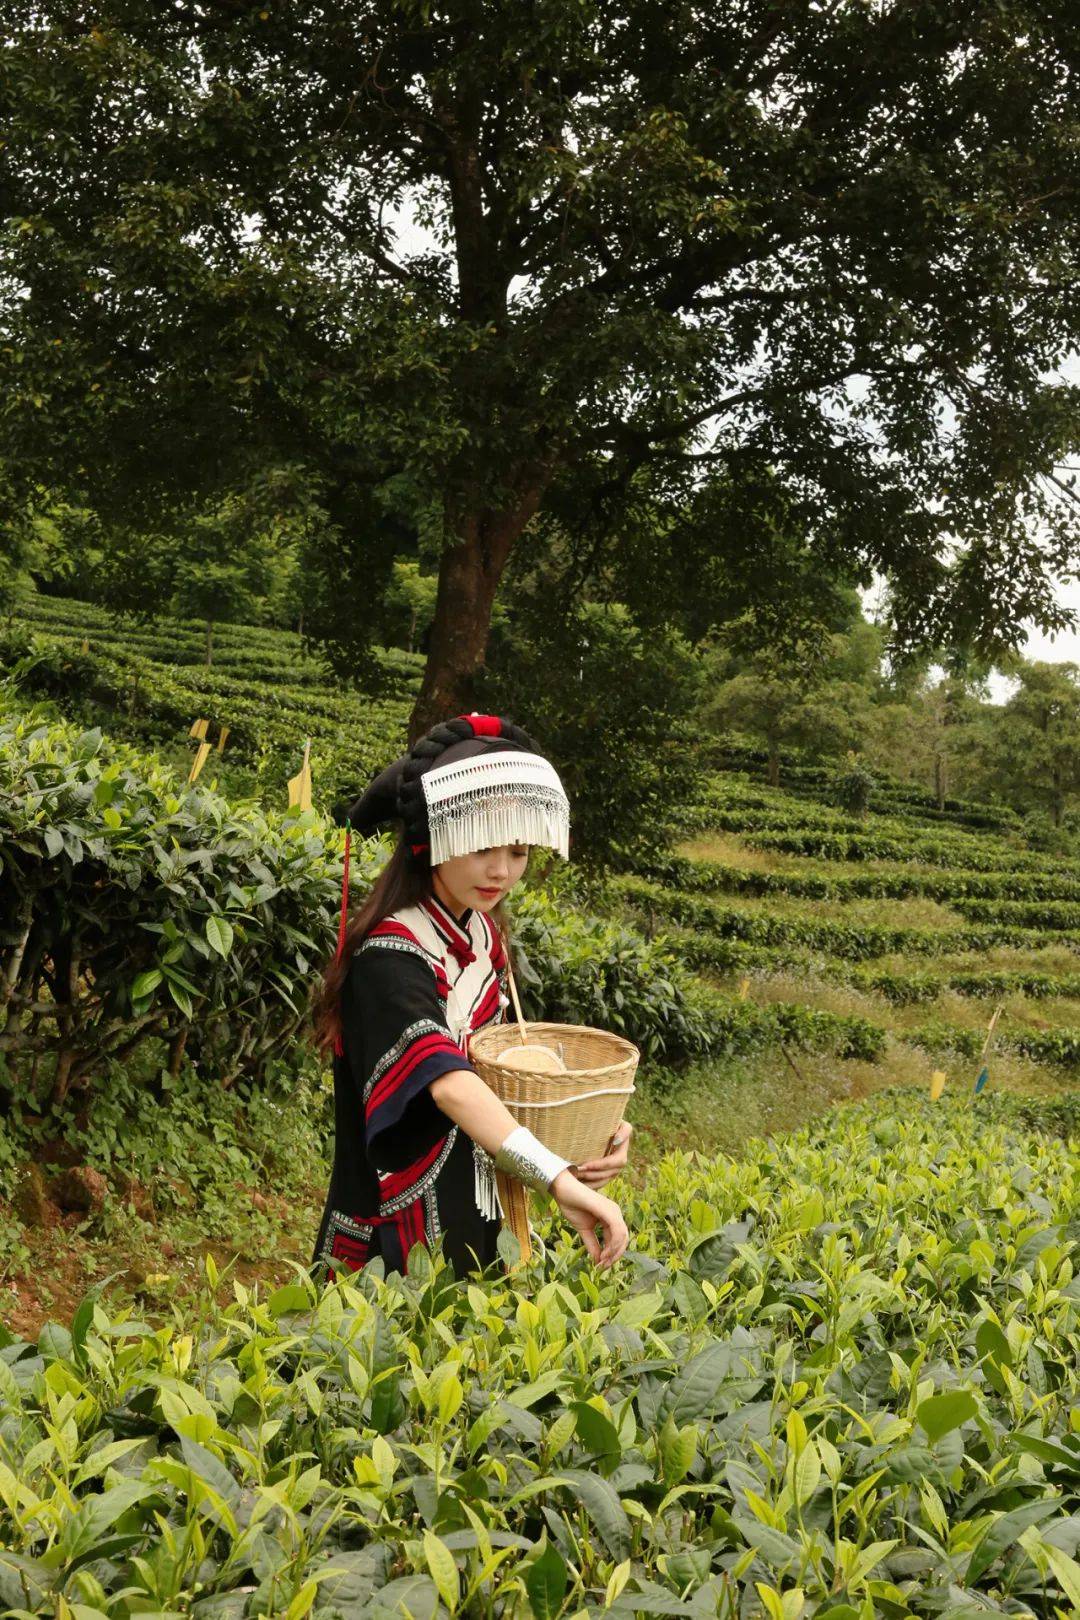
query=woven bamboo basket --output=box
[469,960,638,1263]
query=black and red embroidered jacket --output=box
[312,894,509,1281]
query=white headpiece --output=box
[420,749,571,866]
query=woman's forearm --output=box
[428,1068,523,1157]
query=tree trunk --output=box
[407,608,416,655]
[169,1026,189,1079]
[934,751,945,810]
[767,740,780,788]
[409,487,547,741]
[205,618,214,667]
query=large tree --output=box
[701,616,880,786]
[3,1,1080,737]
[967,661,1080,828]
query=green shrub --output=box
[0,696,366,1103]
[631,850,1080,905]
[830,750,875,816]
[909,1020,1080,1071]
[1,697,733,1097]
[1,1097,1078,1616]
[0,626,410,812]
[706,742,1023,831]
[736,824,1073,871]
[510,884,715,1062]
[950,897,1080,930]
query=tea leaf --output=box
[916,1389,977,1443]
[556,1469,632,1561]
[422,1529,459,1614]
[524,1537,568,1620]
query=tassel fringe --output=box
[473,1139,502,1221]
[428,792,570,866]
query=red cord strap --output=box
[332,823,352,1059]
[335,822,352,964]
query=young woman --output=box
[311,712,632,1282]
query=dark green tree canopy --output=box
[3,1,1079,731]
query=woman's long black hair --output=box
[311,840,516,1055]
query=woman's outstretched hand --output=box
[572,1120,633,1189]
[551,1168,628,1269]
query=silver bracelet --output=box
[493,1125,572,1193]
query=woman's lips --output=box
[475,887,502,898]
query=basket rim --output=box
[469,1019,640,1078]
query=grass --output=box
[714,965,1080,1038]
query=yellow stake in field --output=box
[973,1001,1005,1097]
[288,739,313,812]
[189,717,209,740]
[216,725,230,754]
[929,1069,947,1101]
[188,741,211,784]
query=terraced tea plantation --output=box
[615,765,1080,1105]
[2,592,415,810]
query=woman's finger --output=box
[599,1214,629,1266]
[580,1147,627,1174]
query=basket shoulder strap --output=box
[504,952,530,1043]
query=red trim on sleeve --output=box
[376,1136,448,1200]
[366,1030,465,1114]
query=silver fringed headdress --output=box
[421,748,570,866]
[342,712,572,867]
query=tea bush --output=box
[2,1094,1079,1618]
[909,1021,1080,1072]
[1,700,742,1099]
[513,893,885,1065]
[1,627,411,811]
[614,877,1067,964]
[724,827,1071,873]
[705,743,1022,831]
[0,698,364,1103]
[858,968,1080,1006]
[510,887,715,1064]
[633,853,1080,907]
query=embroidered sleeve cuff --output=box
[365,1022,475,1144]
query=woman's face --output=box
[432,845,529,918]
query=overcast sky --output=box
[982,586,1080,702]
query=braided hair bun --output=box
[343,712,543,851]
